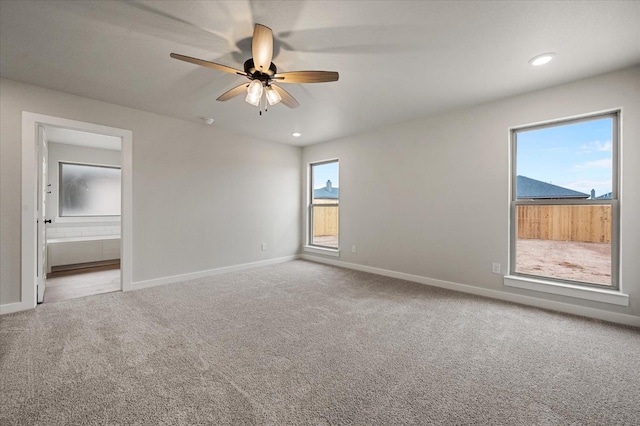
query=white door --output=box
[36,125,49,303]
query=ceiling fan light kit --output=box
[265,86,282,106]
[245,80,263,106]
[170,23,339,115]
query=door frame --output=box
[21,112,133,309]
[36,124,48,303]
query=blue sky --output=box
[517,117,613,197]
[312,161,339,189]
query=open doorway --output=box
[41,126,122,303]
[21,112,132,311]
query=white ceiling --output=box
[45,126,122,151]
[1,1,639,146]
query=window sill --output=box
[303,245,340,257]
[504,275,629,306]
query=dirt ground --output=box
[312,236,612,286]
[516,239,611,286]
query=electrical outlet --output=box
[492,262,501,274]
[351,245,357,253]
[261,243,267,251]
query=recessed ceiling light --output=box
[292,132,302,138]
[529,52,556,66]
[202,117,214,125]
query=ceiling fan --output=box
[170,24,339,113]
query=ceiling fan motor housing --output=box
[244,58,277,82]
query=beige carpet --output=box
[1,260,639,425]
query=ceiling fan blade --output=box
[273,71,339,83]
[271,84,300,109]
[252,24,274,72]
[170,53,247,76]
[217,83,249,101]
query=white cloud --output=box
[574,158,611,170]
[580,140,612,153]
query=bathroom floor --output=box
[44,264,120,304]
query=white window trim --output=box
[59,161,121,218]
[509,110,620,292]
[504,275,629,306]
[308,159,339,250]
[303,245,340,257]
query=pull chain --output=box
[259,84,269,115]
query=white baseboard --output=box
[5,254,637,328]
[131,255,300,291]
[301,254,640,328]
[0,301,33,315]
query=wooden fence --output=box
[517,204,611,243]
[313,206,339,237]
[314,204,610,243]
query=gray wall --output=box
[301,66,640,318]
[0,78,301,305]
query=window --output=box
[310,160,339,249]
[511,112,619,288]
[59,162,121,217]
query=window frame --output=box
[309,159,339,250]
[59,161,122,218]
[509,110,620,290]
